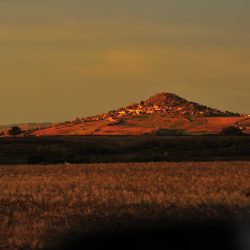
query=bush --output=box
[154,129,185,136]
[221,126,244,136]
[7,126,22,137]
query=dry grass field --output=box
[0,162,250,250]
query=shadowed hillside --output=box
[1,136,250,164]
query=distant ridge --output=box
[0,122,52,135]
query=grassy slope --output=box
[32,116,250,136]
[33,120,110,136]
[0,162,250,249]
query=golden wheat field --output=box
[0,162,250,250]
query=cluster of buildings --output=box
[79,102,236,124]
[239,126,250,131]
[80,104,180,122]
[108,103,235,119]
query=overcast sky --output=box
[0,0,250,124]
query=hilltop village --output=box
[80,93,239,123]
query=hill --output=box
[11,92,250,136]
[104,92,238,119]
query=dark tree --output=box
[221,126,244,136]
[154,128,185,136]
[8,126,22,137]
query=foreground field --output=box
[0,162,250,249]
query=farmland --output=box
[0,162,250,250]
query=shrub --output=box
[154,129,185,136]
[221,126,244,136]
[7,126,22,137]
